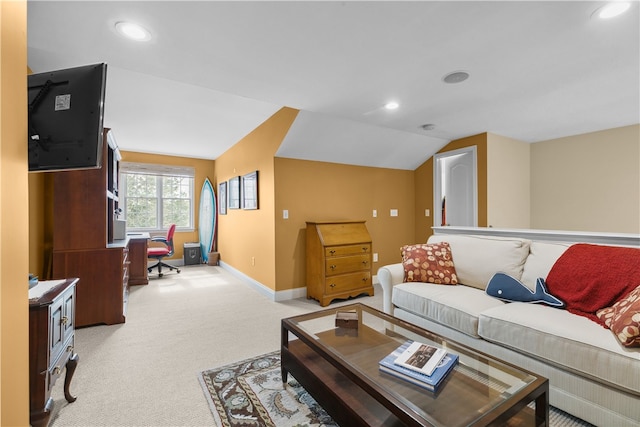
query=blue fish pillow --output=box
[486,272,565,308]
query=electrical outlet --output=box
[373,253,378,262]
[425,209,430,217]
[251,256,255,266]
[390,209,398,217]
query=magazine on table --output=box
[379,340,459,392]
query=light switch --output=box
[425,209,430,217]
[373,209,377,217]
[283,209,289,219]
[373,253,378,262]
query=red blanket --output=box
[545,243,640,327]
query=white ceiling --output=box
[27,1,639,170]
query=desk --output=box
[126,233,150,285]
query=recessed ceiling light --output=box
[384,101,399,110]
[115,21,151,41]
[595,2,631,19]
[443,71,470,84]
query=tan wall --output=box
[29,173,54,279]
[414,133,489,240]
[214,107,299,290]
[274,158,415,290]
[120,151,215,260]
[1,0,30,424]
[28,173,47,277]
[487,133,531,228]
[531,124,640,233]
[414,157,435,243]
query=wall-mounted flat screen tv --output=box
[28,63,107,172]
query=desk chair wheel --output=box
[156,267,181,278]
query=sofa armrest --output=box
[377,263,404,314]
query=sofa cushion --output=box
[427,234,531,290]
[479,303,640,394]
[401,242,458,285]
[520,241,572,291]
[392,281,505,337]
[597,285,640,347]
[545,243,640,326]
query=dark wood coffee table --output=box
[281,303,548,426]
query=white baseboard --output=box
[274,286,307,301]
[218,261,379,302]
[219,261,306,301]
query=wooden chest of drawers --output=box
[306,221,374,306]
[29,278,79,427]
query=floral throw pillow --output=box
[596,284,640,347]
[401,242,458,285]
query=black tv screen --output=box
[28,63,107,172]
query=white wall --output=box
[487,133,531,228]
[530,124,640,233]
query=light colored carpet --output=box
[49,265,383,426]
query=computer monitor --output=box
[27,63,107,172]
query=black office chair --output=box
[147,224,181,277]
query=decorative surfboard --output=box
[198,177,216,264]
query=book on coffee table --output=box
[379,341,458,392]
[393,340,447,376]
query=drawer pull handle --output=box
[362,247,368,252]
[363,277,368,282]
[362,260,368,265]
[330,265,336,270]
[329,283,336,288]
[61,316,69,325]
[329,250,336,255]
[53,366,61,376]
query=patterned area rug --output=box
[199,351,337,427]
[198,351,593,427]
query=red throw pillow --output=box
[597,285,640,347]
[401,242,458,285]
[546,244,640,326]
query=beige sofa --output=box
[377,227,640,427]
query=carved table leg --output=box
[64,352,79,403]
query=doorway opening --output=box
[434,146,478,228]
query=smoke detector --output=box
[442,71,470,84]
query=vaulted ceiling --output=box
[27,1,639,170]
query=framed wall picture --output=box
[218,181,227,215]
[228,176,241,209]
[242,170,259,210]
